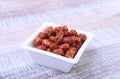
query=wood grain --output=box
[0,0,94,18]
[0,0,120,79]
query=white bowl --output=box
[22,23,93,73]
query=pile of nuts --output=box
[33,25,86,59]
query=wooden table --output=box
[0,0,120,79]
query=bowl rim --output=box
[22,22,93,64]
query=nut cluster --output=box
[33,25,86,59]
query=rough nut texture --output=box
[33,25,87,59]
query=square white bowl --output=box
[22,23,93,73]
